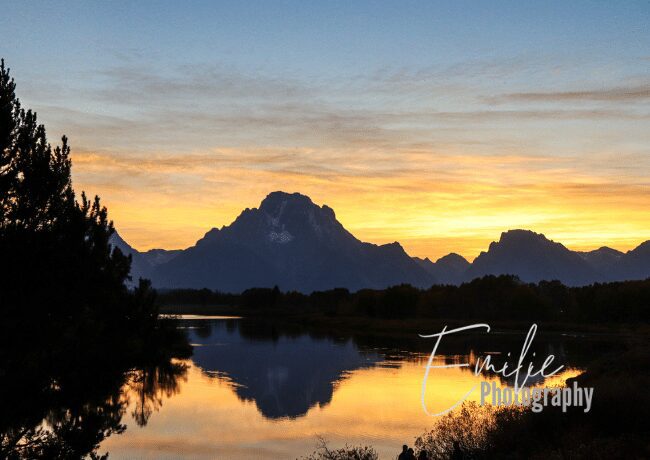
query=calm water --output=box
[101,316,590,459]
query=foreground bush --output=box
[301,438,379,460]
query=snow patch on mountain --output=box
[269,230,294,244]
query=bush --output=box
[301,437,379,460]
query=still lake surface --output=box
[101,316,592,459]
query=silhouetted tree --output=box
[0,60,192,460]
[0,58,144,327]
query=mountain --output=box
[109,231,151,281]
[142,248,182,266]
[468,233,650,285]
[575,243,650,282]
[109,231,181,283]
[151,191,435,292]
[414,253,470,285]
[112,193,650,290]
[613,241,650,281]
[466,230,600,286]
[577,246,624,271]
[576,246,624,275]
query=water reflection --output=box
[100,318,595,459]
[128,361,188,427]
[0,318,190,459]
[188,319,600,406]
[104,319,592,459]
[189,320,381,418]
[3,317,605,459]
[0,360,187,459]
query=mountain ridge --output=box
[110,192,650,291]
[136,191,435,292]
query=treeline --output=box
[157,275,650,323]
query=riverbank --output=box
[158,302,649,342]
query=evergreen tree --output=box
[0,60,190,459]
[0,58,142,324]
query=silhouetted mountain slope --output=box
[577,246,624,272]
[614,241,650,281]
[109,231,150,281]
[414,253,470,285]
[466,230,600,286]
[109,232,181,282]
[574,243,650,282]
[143,248,182,266]
[151,192,435,292]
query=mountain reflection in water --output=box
[3,317,600,459]
[189,319,382,418]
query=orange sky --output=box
[71,145,650,261]
[5,5,648,260]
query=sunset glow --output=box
[72,147,650,260]
[3,1,648,260]
[100,356,583,458]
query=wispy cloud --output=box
[487,83,650,104]
[29,57,650,156]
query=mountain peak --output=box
[489,229,565,254]
[258,191,330,224]
[436,252,469,265]
[470,229,597,285]
[413,252,469,285]
[109,230,135,254]
[499,229,548,244]
[260,191,314,212]
[378,241,407,255]
[250,191,340,241]
[152,191,434,292]
[590,246,624,257]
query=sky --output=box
[2,1,649,260]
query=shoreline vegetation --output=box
[157,275,650,336]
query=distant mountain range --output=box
[110,191,650,292]
[414,253,470,285]
[110,231,182,282]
